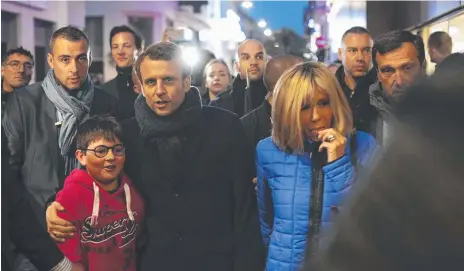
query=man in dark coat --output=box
[2,26,118,271]
[211,39,268,118]
[101,25,144,120]
[46,41,265,271]
[1,128,83,271]
[1,47,34,116]
[369,30,426,146]
[336,27,378,137]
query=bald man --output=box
[241,55,303,151]
[210,39,268,117]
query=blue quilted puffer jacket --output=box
[256,131,377,271]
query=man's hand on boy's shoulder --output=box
[46,201,77,243]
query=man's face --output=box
[236,41,266,81]
[1,53,34,91]
[47,37,90,91]
[139,58,190,116]
[339,33,373,78]
[111,32,138,68]
[376,42,423,100]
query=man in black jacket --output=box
[336,27,378,137]
[46,41,264,271]
[101,25,144,120]
[3,27,119,270]
[241,55,303,150]
[212,39,268,117]
[2,25,119,234]
[370,30,426,146]
[1,47,34,115]
[1,128,82,271]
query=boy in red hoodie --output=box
[56,115,145,271]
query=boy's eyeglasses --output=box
[83,144,126,158]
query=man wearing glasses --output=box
[1,47,34,113]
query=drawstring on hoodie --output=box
[90,180,135,227]
[91,182,100,227]
[124,183,135,221]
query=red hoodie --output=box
[56,169,145,271]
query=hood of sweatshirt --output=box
[64,169,135,227]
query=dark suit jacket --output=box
[2,82,119,225]
[1,128,65,271]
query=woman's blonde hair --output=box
[271,61,353,154]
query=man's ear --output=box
[338,48,343,61]
[76,150,87,167]
[88,51,93,66]
[47,53,54,69]
[1,65,4,77]
[183,75,191,92]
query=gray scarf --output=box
[42,69,94,175]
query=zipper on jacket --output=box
[305,154,325,260]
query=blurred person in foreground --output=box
[336,27,378,137]
[256,62,377,271]
[304,61,464,271]
[370,30,425,146]
[201,59,234,111]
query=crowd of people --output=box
[1,22,463,271]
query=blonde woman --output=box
[256,62,377,271]
[201,59,234,112]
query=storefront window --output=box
[449,12,464,52]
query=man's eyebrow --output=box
[379,64,394,70]
[240,53,250,57]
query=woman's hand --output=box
[317,129,347,163]
[46,202,76,242]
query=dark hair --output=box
[134,41,192,82]
[372,30,425,69]
[1,46,34,66]
[76,115,123,150]
[341,26,372,43]
[49,25,90,53]
[428,31,452,55]
[305,66,464,271]
[109,25,144,50]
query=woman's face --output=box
[299,90,333,141]
[205,62,230,94]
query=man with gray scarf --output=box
[369,30,426,146]
[2,26,118,271]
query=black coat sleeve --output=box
[229,117,265,271]
[1,128,65,271]
[2,90,25,175]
